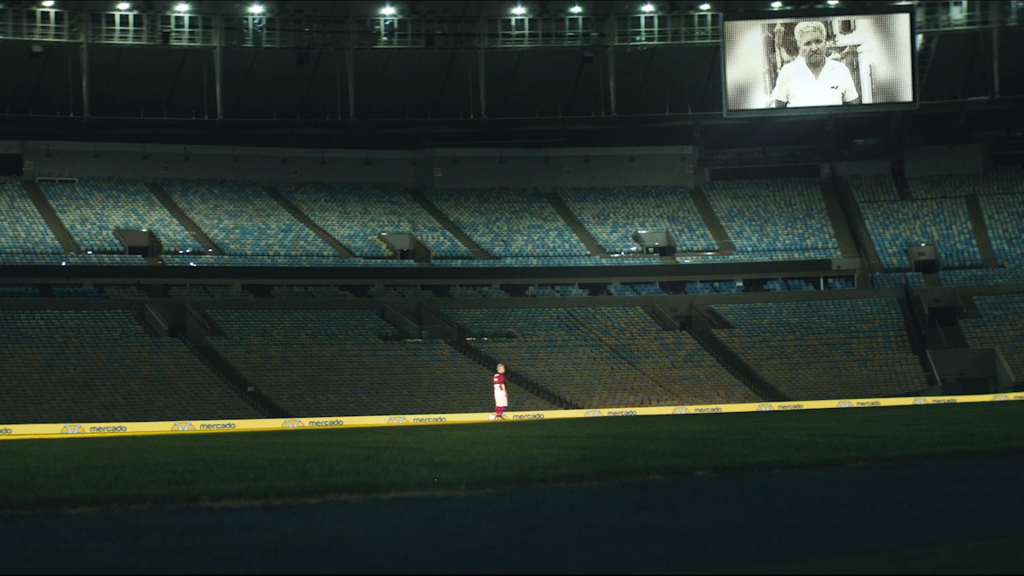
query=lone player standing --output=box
[493,363,509,420]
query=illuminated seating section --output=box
[763,279,816,292]
[0,181,63,256]
[0,310,259,425]
[849,175,900,203]
[526,285,589,297]
[441,307,758,407]
[0,286,41,297]
[159,179,336,257]
[872,272,927,290]
[38,178,202,254]
[826,277,856,290]
[981,194,1024,267]
[959,294,1024,378]
[608,283,667,296]
[432,256,660,266]
[557,186,717,253]
[939,268,1024,287]
[859,198,981,270]
[425,188,589,258]
[205,309,556,416]
[169,286,254,299]
[908,166,1024,199]
[0,253,147,266]
[676,249,837,264]
[279,182,472,258]
[711,299,928,399]
[160,254,417,267]
[369,286,436,298]
[702,179,840,259]
[448,286,509,298]
[271,286,355,298]
[684,281,745,295]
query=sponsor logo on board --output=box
[89,425,127,433]
[61,424,85,434]
[993,395,1008,401]
[511,413,545,420]
[757,404,773,411]
[412,417,446,423]
[607,410,637,417]
[308,420,345,427]
[693,407,723,413]
[281,419,304,428]
[388,416,408,424]
[837,401,852,408]
[0,428,12,435]
[673,407,689,414]
[914,398,928,405]
[173,422,196,431]
[584,410,602,418]
[199,422,236,430]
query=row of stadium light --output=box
[36,2,842,14]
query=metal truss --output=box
[0,3,1017,49]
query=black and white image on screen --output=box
[723,13,913,112]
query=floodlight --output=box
[174,2,189,12]
[569,5,582,13]
[380,5,396,16]
[511,5,526,15]
[770,1,782,7]
[641,3,655,12]
[699,2,711,9]
[116,2,130,9]
[827,0,839,4]
[41,0,54,6]
[248,3,264,14]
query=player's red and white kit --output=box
[493,372,508,418]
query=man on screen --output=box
[771,21,859,108]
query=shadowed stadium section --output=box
[2,391,1021,440]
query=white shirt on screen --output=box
[771,56,858,107]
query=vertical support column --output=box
[467,52,474,119]
[345,49,356,120]
[214,15,224,119]
[607,45,617,116]
[992,24,1000,98]
[79,16,90,118]
[477,48,487,118]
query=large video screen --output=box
[722,11,915,116]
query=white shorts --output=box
[494,393,508,408]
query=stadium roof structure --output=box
[0,1,1020,150]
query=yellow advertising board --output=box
[1,392,1021,441]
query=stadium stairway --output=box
[964,196,999,269]
[406,189,491,260]
[544,192,609,258]
[685,305,790,402]
[819,179,860,258]
[164,305,290,418]
[378,305,422,339]
[145,182,225,255]
[21,180,81,254]
[834,177,884,274]
[445,336,581,409]
[892,171,914,201]
[262,186,357,259]
[688,187,736,255]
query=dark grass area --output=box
[2,401,1024,510]
[2,455,1023,573]
[726,536,1024,574]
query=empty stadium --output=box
[1,0,1023,572]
